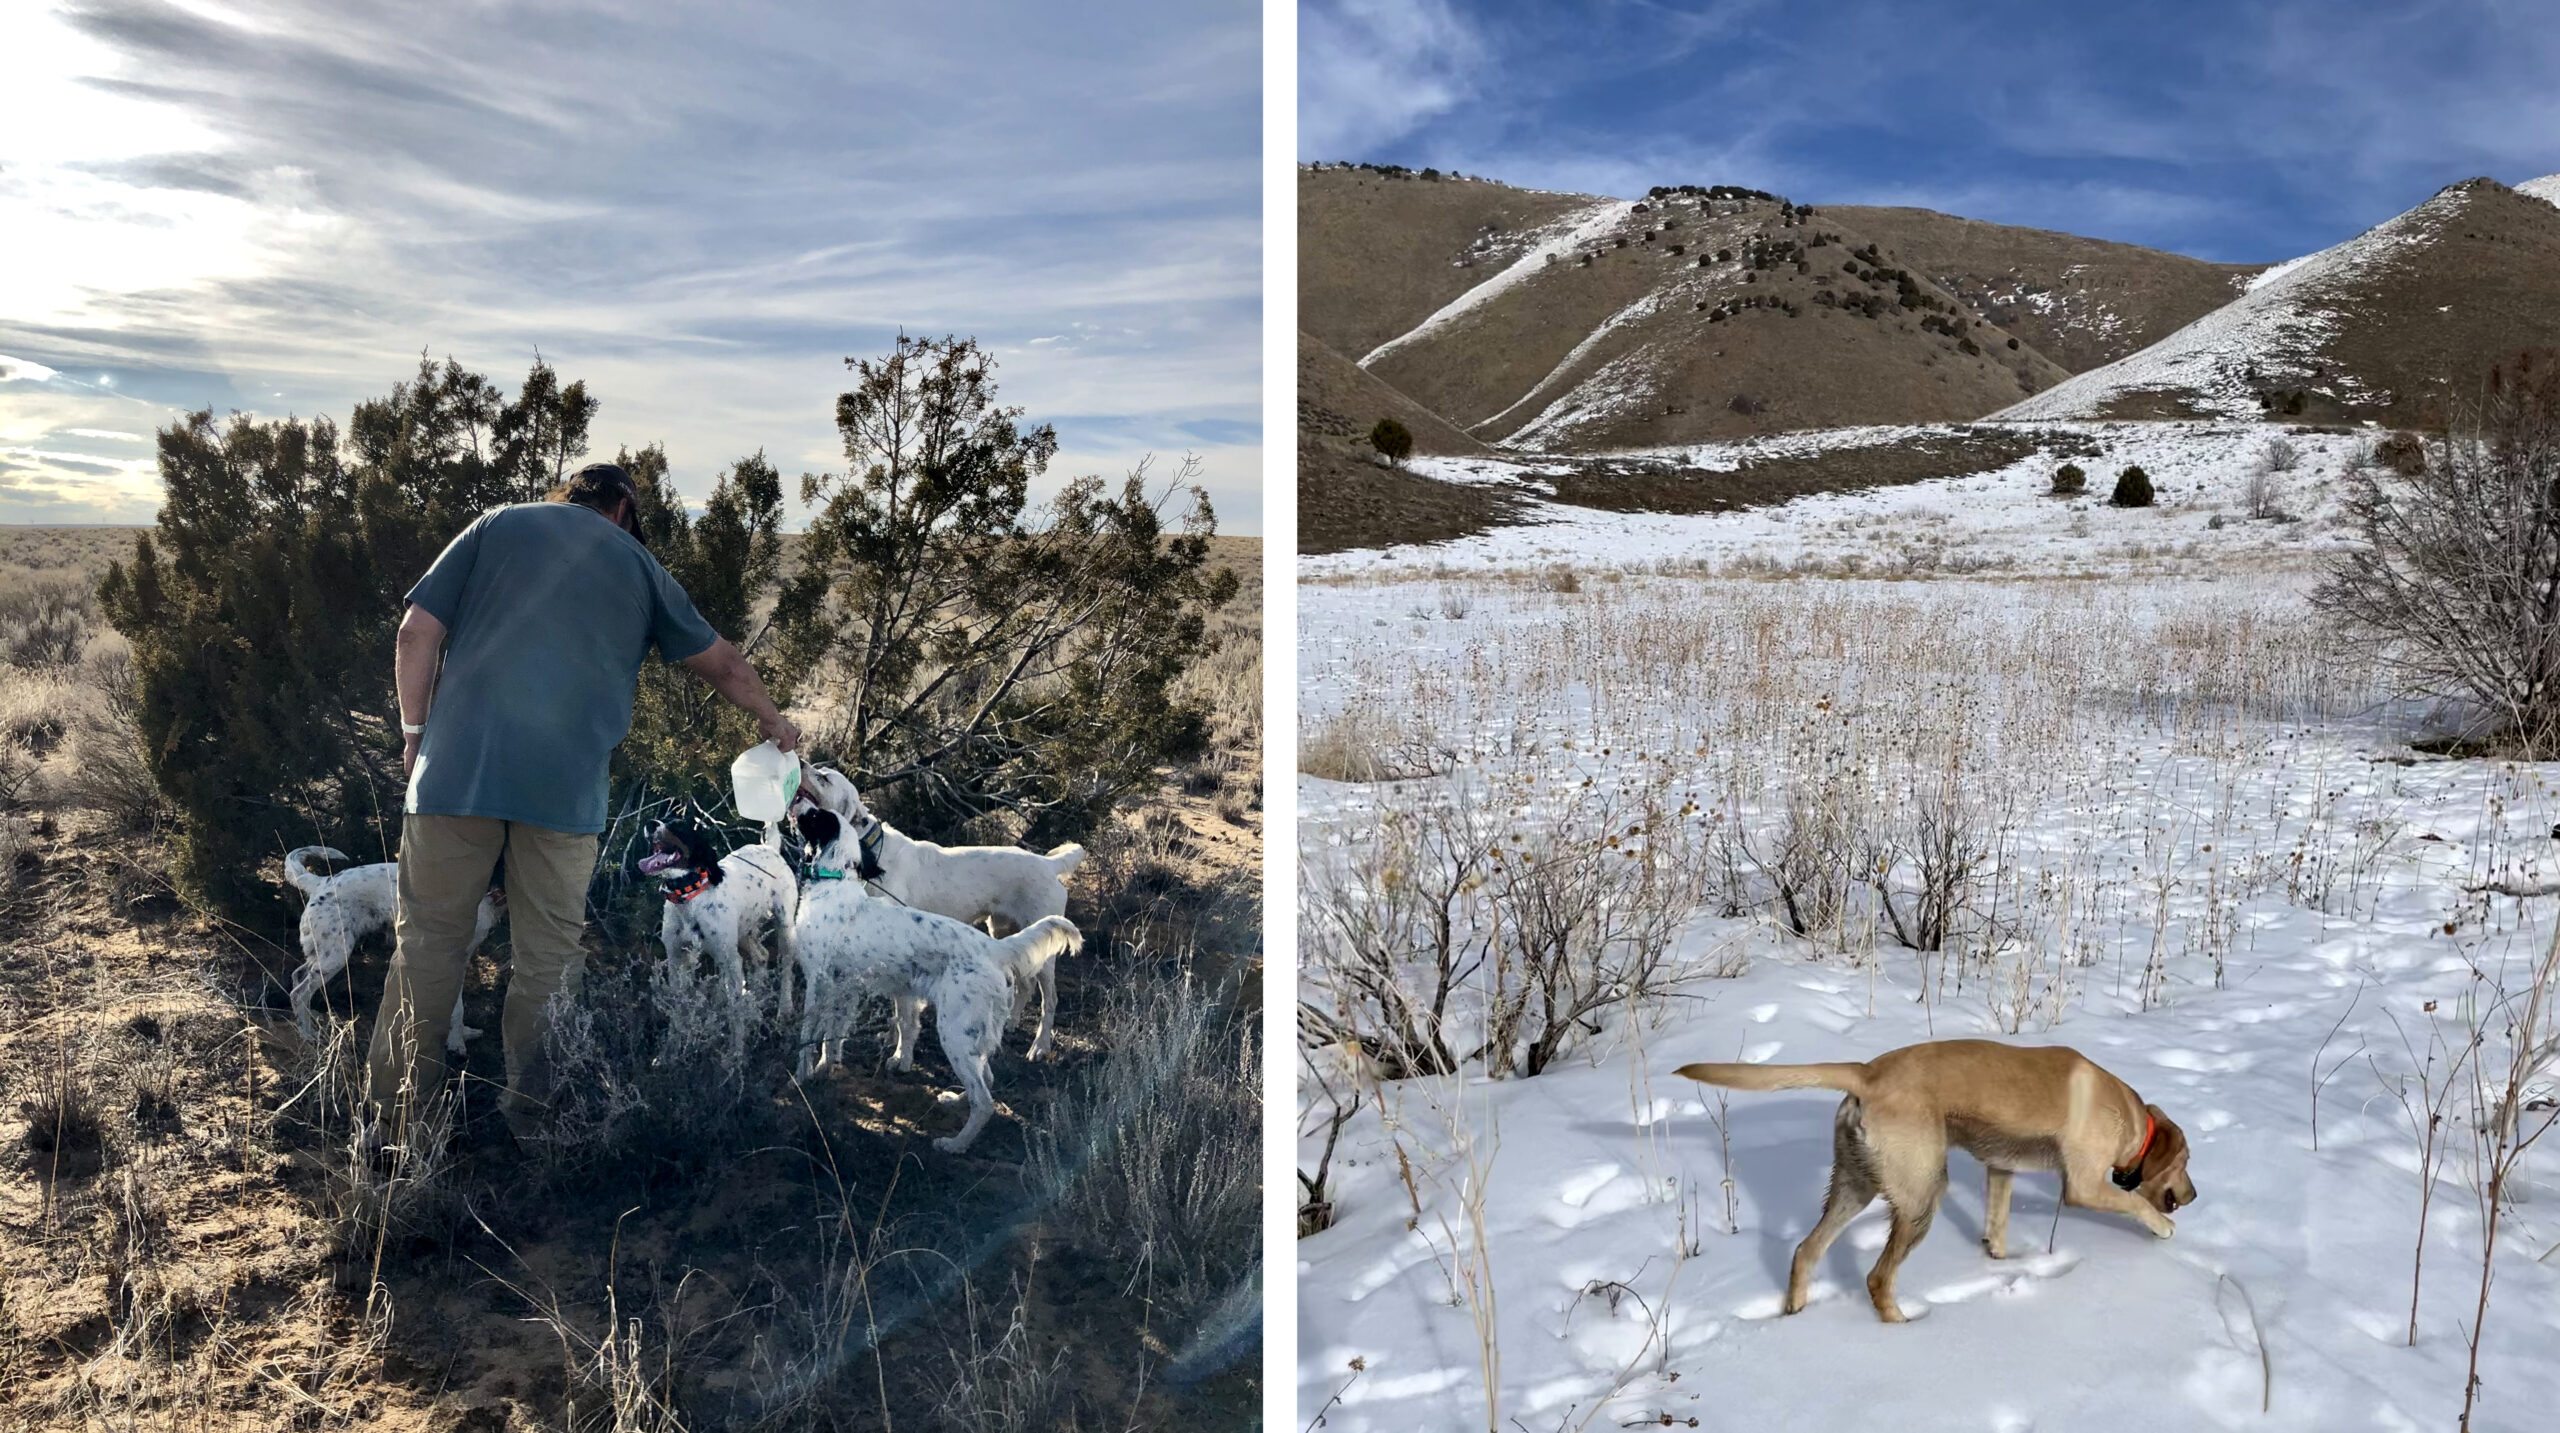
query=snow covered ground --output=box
[1302,419,2369,582]
[1297,422,2560,1432]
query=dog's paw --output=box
[1744,1283,1827,1320]
[1982,1237,2009,1260]
[1026,1036,1055,1061]
[932,1135,970,1154]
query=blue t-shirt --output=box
[403,501,720,833]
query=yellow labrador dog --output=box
[1677,1039,2196,1323]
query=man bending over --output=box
[374,461,796,1137]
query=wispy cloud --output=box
[1299,0,1489,160]
[0,0,1262,528]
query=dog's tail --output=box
[1675,1060,1871,1097]
[1042,843,1087,878]
[996,915,1081,978]
[281,846,348,897]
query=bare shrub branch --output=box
[2314,354,2560,750]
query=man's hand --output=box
[758,709,801,753]
[681,638,797,752]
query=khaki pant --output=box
[366,813,596,1133]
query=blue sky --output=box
[1301,0,2560,264]
[0,0,1260,529]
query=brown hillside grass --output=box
[1322,181,2071,451]
[1300,331,1485,459]
[1829,205,2265,373]
[2315,180,2560,428]
[1298,166,1590,359]
[1543,426,2042,514]
[1297,439,1531,557]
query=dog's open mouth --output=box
[636,850,680,875]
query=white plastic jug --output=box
[730,741,800,825]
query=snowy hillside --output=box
[1298,420,2560,1431]
[1999,178,2560,427]
[2522,173,2560,209]
[1359,199,1628,368]
[1998,194,2461,421]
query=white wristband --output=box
[401,720,426,736]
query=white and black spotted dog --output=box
[792,762,1085,1059]
[790,803,1081,1153]
[281,846,501,1049]
[636,819,800,1039]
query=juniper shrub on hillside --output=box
[98,357,602,921]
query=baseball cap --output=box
[568,462,646,545]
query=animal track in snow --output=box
[1558,1164,1622,1207]
[1923,1249,2081,1306]
[1339,1228,1452,1301]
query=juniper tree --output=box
[770,334,1237,843]
[1369,417,1414,465]
[98,357,589,920]
[617,445,789,816]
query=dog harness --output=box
[661,868,712,905]
[800,849,903,904]
[2110,1111,2158,1190]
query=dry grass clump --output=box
[269,1018,468,1285]
[0,665,83,759]
[520,949,779,1185]
[19,1043,108,1182]
[1299,702,1448,783]
[0,572,98,670]
[1177,609,1262,755]
[0,612,161,829]
[60,652,161,829]
[932,1275,1068,1433]
[1028,958,1261,1325]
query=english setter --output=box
[790,804,1081,1153]
[636,819,800,1040]
[281,846,500,1048]
[793,763,1085,1058]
